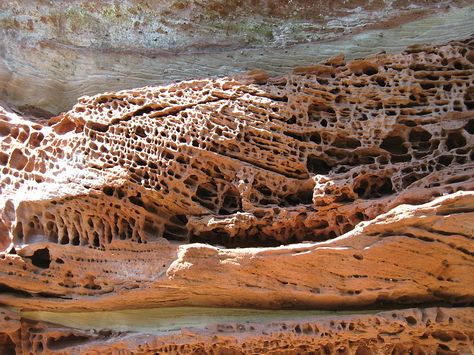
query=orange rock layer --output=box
[1,306,474,354]
[0,37,473,352]
[0,190,472,312]
[1,38,473,249]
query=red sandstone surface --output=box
[0,35,473,353]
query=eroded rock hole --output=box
[0,121,11,137]
[465,119,474,134]
[191,229,233,246]
[191,229,288,248]
[193,181,218,211]
[283,188,314,206]
[102,186,114,196]
[308,103,336,123]
[143,218,160,238]
[363,66,378,76]
[85,121,108,133]
[93,233,100,247]
[307,155,331,175]
[354,176,394,199]
[285,131,306,142]
[163,215,188,241]
[135,126,146,138]
[28,248,51,269]
[133,106,155,117]
[46,334,90,351]
[375,77,386,87]
[220,187,242,215]
[309,133,321,144]
[129,194,144,207]
[71,230,80,245]
[9,149,28,170]
[0,152,8,165]
[380,135,407,155]
[446,131,466,150]
[409,127,432,149]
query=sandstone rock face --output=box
[1,306,474,354]
[2,1,473,115]
[1,37,473,250]
[0,36,473,353]
[7,0,461,51]
[0,190,473,312]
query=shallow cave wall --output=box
[1,37,473,250]
[0,24,473,354]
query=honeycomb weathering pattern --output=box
[1,306,474,354]
[1,37,474,250]
[0,38,473,354]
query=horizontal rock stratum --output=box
[2,306,474,354]
[0,37,473,353]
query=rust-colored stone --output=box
[0,37,473,352]
[1,307,474,354]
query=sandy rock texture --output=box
[0,190,473,312]
[0,31,473,352]
[0,37,473,310]
[1,1,473,114]
[4,0,468,51]
[1,306,474,354]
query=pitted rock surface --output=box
[0,38,472,314]
[1,307,474,354]
[0,190,473,312]
[1,37,474,250]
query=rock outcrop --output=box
[0,36,473,352]
[0,189,473,312]
[2,37,474,250]
[3,0,472,114]
[1,306,474,354]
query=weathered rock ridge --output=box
[0,37,473,353]
[0,36,473,307]
[1,306,474,354]
[3,0,473,114]
[1,37,474,248]
[0,190,473,312]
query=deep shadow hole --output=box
[27,248,51,269]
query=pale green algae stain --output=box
[21,307,379,333]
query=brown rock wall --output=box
[0,36,473,353]
[1,307,473,354]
